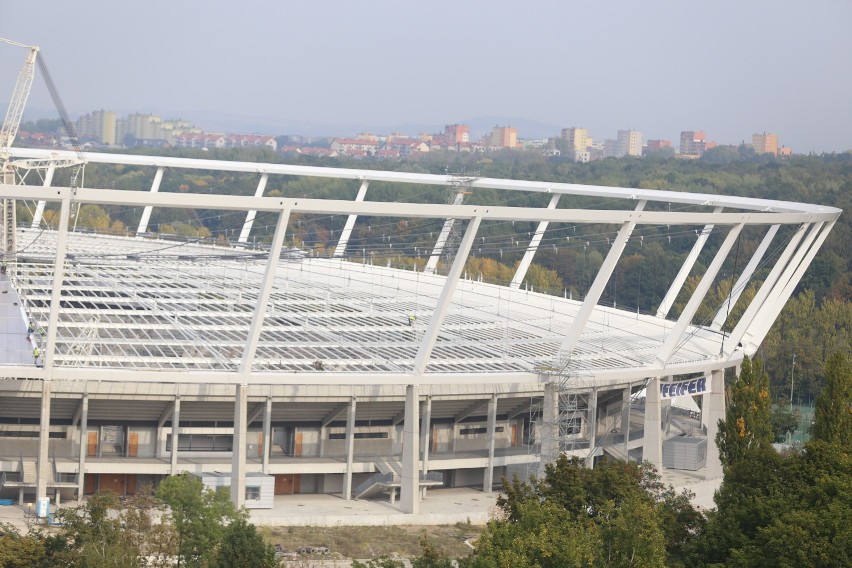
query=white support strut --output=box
[559,200,646,355]
[136,167,164,234]
[511,193,560,288]
[656,207,723,318]
[333,179,369,257]
[238,173,269,244]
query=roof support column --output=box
[240,208,290,374]
[400,385,420,514]
[656,208,722,318]
[413,215,481,376]
[644,378,663,470]
[238,173,269,244]
[77,392,88,502]
[36,379,51,507]
[540,382,559,477]
[511,194,560,288]
[343,396,356,500]
[333,179,369,257]
[420,396,431,476]
[262,397,272,474]
[170,396,180,475]
[585,388,597,468]
[656,223,743,366]
[705,369,726,479]
[725,223,810,356]
[30,163,56,228]
[44,194,71,371]
[560,200,646,355]
[484,393,497,494]
[622,384,632,459]
[136,166,164,234]
[711,224,779,330]
[230,383,248,509]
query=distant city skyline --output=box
[2,1,851,152]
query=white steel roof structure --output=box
[2,148,840,389]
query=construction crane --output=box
[1,38,86,259]
[0,38,39,261]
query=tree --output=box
[412,536,454,568]
[212,517,276,568]
[770,405,799,442]
[465,456,693,567]
[716,356,773,467]
[811,352,852,446]
[352,557,406,568]
[156,474,241,568]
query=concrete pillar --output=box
[622,384,632,459]
[77,393,88,502]
[170,396,180,475]
[705,369,726,478]
[701,374,711,432]
[343,396,356,500]
[484,393,497,493]
[231,384,248,508]
[540,382,559,477]
[36,380,52,503]
[262,397,272,474]
[420,396,432,475]
[586,388,598,468]
[400,385,420,514]
[644,377,664,469]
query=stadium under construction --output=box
[0,147,841,516]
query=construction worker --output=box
[408,315,416,326]
[33,346,40,364]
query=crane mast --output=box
[1,39,40,265]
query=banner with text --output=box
[660,377,708,399]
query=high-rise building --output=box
[445,124,469,145]
[680,131,708,156]
[752,132,779,155]
[560,127,591,161]
[616,130,642,157]
[491,126,518,149]
[75,110,117,145]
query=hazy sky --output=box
[2,0,850,152]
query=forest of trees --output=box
[21,149,850,403]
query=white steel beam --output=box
[745,220,835,351]
[30,164,55,228]
[656,223,744,366]
[333,179,369,257]
[413,215,482,376]
[511,194,560,288]
[238,208,290,376]
[725,223,812,355]
[135,167,164,234]
[13,147,839,215]
[1,183,839,226]
[656,207,723,318]
[238,173,269,243]
[559,201,646,355]
[711,224,779,330]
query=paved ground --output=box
[0,486,499,531]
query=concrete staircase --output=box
[21,459,37,484]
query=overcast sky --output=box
[2,0,850,152]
